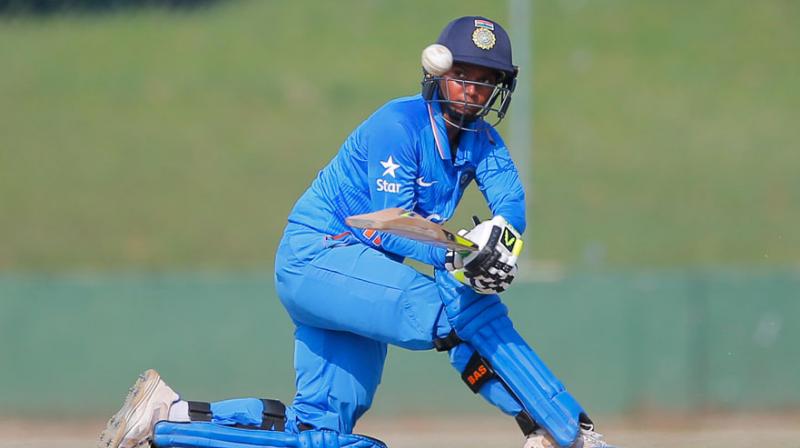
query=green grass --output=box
[0,0,798,270]
[531,1,800,267]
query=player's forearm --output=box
[491,195,526,234]
[475,143,527,233]
[479,174,526,233]
[377,233,447,268]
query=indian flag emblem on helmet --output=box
[472,27,496,50]
[474,19,495,30]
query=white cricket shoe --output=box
[576,422,615,448]
[98,369,179,448]
[523,423,616,448]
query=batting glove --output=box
[445,215,524,294]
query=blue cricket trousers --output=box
[203,222,523,436]
[274,222,452,433]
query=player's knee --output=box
[381,285,454,351]
[434,269,508,340]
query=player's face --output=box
[439,63,501,117]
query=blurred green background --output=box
[0,0,798,420]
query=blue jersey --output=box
[287,94,525,269]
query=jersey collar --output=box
[426,97,478,166]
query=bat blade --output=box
[346,208,479,252]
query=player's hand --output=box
[445,215,523,294]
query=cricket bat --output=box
[346,208,479,252]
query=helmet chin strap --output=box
[442,104,479,133]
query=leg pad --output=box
[153,422,386,448]
[436,270,586,447]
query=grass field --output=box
[1,0,798,270]
[2,414,799,448]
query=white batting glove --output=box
[445,215,524,294]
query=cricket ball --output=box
[421,44,453,76]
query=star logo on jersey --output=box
[380,156,401,178]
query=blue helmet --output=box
[421,16,518,130]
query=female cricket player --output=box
[98,16,615,448]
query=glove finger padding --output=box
[454,264,517,294]
[447,215,523,294]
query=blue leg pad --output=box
[473,316,585,446]
[449,342,524,417]
[436,270,585,447]
[154,422,386,448]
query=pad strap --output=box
[433,329,462,352]
[515,411,540,436]
[460,351,495,393]
[187,399,286,431]
[261,399,286,431]
[188,401,212,422]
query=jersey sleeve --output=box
[351,114,447,268]
[474,130,527,233]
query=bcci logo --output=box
[472,19,496,50]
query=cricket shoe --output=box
[523,422,617,448]
[98,369,179,448]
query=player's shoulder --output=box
[380,93,427,115]
[486,126,507,147]
[366,94,428,131]
[473,125,507,154]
